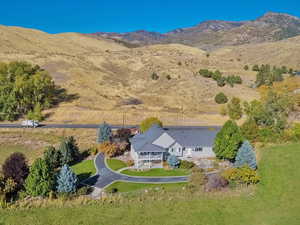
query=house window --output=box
[194,147,203,152]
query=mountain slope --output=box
[89,12,300,50]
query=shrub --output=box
[167,155,180,169]
[222,166,260,185]
[43,146,61,169]
[240,119,259,142]
[151,72,159,80]
[288,123,300,141]
[56,165,78,194]
[126,160,134,167]
[90,146,98,156]
[98,142,119,158]
[97,122,112,143]
[115,128,132,142]
[0,176,17,201]
[234,141,257,169]
[219,105,227,116]
[204,174,228,191]
[59,136,80,165]
[179,160,195,169]
[215,92,228,104]
[25,158,54,197]
[166,75,171,80]
[244,65,249,71]
[212,70,222,81]
[199,69,213,78]
[227,97,243,120]
[213,120,244,160]
[216,77,226,87]
[140,117,163,133]
[189,167,207,188]
[2,153,29,189]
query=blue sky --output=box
[1,0,300,34]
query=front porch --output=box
[134,152,164,169]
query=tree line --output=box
[198,69,242,87]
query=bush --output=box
[98,142,119,158]
[217,77,226,87]
[56,165,78,194]
[222,166,260,185]
[204,174,228,191]
[288,123,300,141]
[241,119,259,142]
[234,141,257,169]
[179,160,195,169]
[215,92,228,104]
[213,120,244,160]
[2,153,29,190]
[90,146,98,156]
[189,167,207,188]
[227,97,243,120]
[244,65,249,71]
[97,122,112,143]
[115,128,132,142]
[219,105,227,116]
[166,75,171,80]
[126,160,134,167]
[140,117,163,133]
[167,155,180,169]
[25,159,54,197]
[151,72,159,80]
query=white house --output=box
[130,125,218,169]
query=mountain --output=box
[0,24,299,125]
[88,12,300,50]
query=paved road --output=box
[83,153,189,189]
[0,123,221,129]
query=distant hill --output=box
[89,12,300,50]
[0,24,299,125]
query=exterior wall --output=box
[189,147,215,158]
[168,142,183,157]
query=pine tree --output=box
[59,137,80,165]
[234,141,257,169]
[43,146,62,169]
[167,155,180,168]
[56,164,78,193]
[25,158,54,197]
[97,122,112,143]
[213,120,244,160]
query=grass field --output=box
[71,160,96,182]
[106,158,127,171]
[0,145,44,166]
[121,168,190,176]
[105,181,186,193]
[1,143,300,225]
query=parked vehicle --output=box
[21,120,39,128]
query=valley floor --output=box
[0,143,300,225]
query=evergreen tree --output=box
[43,146,62,169]
[234,141,257,169]
[213,120,244,160]
[97,122,112,143]
[167,155,180,168]
[56,164,78,193]
[59,136,80,165]
[25,158,54,197]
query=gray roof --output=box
[130,125,219,152]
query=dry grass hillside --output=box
[2,25,299,125]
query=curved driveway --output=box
[83,153,188,189]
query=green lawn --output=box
[1,143,300,225]
[121,168,190,176]
[71,160,96,182]
[106,158,127,171]
[105,181,186,193]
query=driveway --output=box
[83,153,188,189]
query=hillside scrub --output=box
[199,69,242,87]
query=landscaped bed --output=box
[121,168,190,177]
[71,160,96,182]
[106,158,127,171]
[105,181,186,193]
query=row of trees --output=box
[199,69,242,87]
[0,137,81,203]
[0,61,58,121]
[252,64,294,87]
